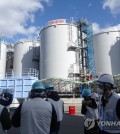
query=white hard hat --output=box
[97,74,114,85]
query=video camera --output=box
[0,88,14,96]
[0,88,14,106]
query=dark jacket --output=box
[46,91,64,132]
[0,106,11,130]
[81,97,97,115]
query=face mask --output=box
[97,88,104,95]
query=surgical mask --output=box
[97,88,104,95]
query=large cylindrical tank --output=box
[0,42,7,78]
[13,40,40,77]
[93,31,120,75]
[40,19,77,79]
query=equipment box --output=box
[0,77,38,98]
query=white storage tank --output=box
[93,31,120,75]
[40,19,78,79]
[0,42,7,78]
[13,40,40,77]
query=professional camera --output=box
[0,88,14,106]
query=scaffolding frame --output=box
[67,18,96,82]
[77,19,96,76]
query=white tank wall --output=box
[13,40,40,77]
[0,42,7,78]
[93,31,120,75]
[40,24,77,79]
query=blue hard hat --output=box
[3,88,14,94]
[44,83,54,90]
[31,81,45,94]
[82,89,91,97]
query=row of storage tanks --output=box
[0,19,120,79]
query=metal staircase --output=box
[67,18,96,82]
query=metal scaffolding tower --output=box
[87,21,96,76]
[67,18,96,82]
[78,19,96,74]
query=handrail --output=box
[5,68,39,78]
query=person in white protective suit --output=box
[12,81,57,134]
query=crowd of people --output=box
[0,81,64,134]
[0,73,119,134]
[81,73,120,134]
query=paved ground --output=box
[8,110,84,134]
[60,113,84,134]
